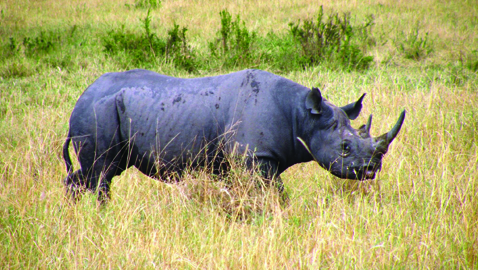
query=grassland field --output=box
[0,0,477,268]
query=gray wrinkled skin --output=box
[63,69,405,202]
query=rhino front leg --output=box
[253,157,284,193]
[253,157,290,203]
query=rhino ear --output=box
[305,87,323,114]
[341,93,366,120]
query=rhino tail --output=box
[63,133,73,174]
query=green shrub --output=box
[125,0,161,10]
[102,10,196,72]
[206,7,374,72]
[166,23,197,73]
[22,31,56,57]
[462,50,478,72]
[208,10,258,68]
[7,37,19,57]
[254,32,304,72]
[394,23,433,61]
[0,26,84,76]
[103,10,166,65]
[103,25,165,64]
[288,6,374,71]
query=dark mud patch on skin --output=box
[172,94,182,105]
[240,71,261,105]
[251,80,260,94]
[241,70,261,95]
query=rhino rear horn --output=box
[365,114,373,134]
[358,114,373,138]
[341,93,366,120]
[305,87,323,114]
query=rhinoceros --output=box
[62,69,405,203]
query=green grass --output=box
[1,0,477,268]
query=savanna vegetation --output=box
[1,0,477,268]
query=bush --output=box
[208,10,258,68]
[102,10,196,72]
[125,0,161,10]
[394,23,433,61]
[166,23,197,73]
[0,26,83,77]
[103,22,166,65]
[254,32,304,72]
[288,6,374,71]
[462,50,478,72]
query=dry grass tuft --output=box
[171,166,283,222]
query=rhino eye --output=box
[340,142,351,157]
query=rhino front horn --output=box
[376,110,406,150]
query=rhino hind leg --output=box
[63,169,87,202]
[63,169,113,204]
[66,129,129,204]
[87,160,124,204]
[63,168,114,204]
[78,142,128,204]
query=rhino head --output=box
[302,87,406,180]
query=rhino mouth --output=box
[356,164,381,180]
[356,163,382,180]
[330,165,379,180]
[358,167,377,180]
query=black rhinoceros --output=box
[63,69,405,202]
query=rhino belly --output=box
[115,87,229,176]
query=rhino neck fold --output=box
[291,92,318,165]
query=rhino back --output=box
[73,69,309,171]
